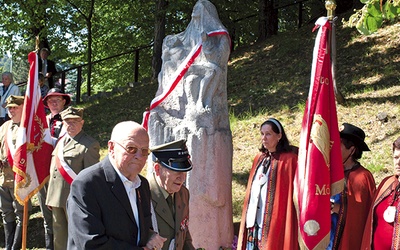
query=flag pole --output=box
[22,201,29,250]
[20,37,42,250]
[325,0,345,104]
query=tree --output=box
[258,0,278,42]
[152,0,168,83]
[65,0,95,95]
[348,0,400,35]
[0,0,331,95]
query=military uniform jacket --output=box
[0,120,18,188]
[149,173,195,250]
[46,130,100,208]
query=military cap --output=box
[151,139,193,172]
[60,106,84,120]
[5,95,24,108]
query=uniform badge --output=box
[180,216,189,231]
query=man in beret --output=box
[329,123,376,249]
[149,139,196,250]
[0,95,29,249]
[46,106,100,250]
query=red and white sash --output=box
[5,122,17,166]
[55,136,76,184]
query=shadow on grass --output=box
[233,171,250,187]
[0,205,45,249]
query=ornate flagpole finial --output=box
[325,0,336,20]
[35,36,40,52]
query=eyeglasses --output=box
[47,98,64,104]
[112,141,150,156]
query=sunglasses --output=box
[112,141,150,156]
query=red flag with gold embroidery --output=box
[13,52,54,204]
[293,17,344,249]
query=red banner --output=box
[294,17,344,250]
[13,52,54,204]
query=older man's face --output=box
[40,50,49,59]
[108,126,149,181]
[7,105,23,122]
[2,75,12,87]
[155,165,187,194]
[63,118,84,137]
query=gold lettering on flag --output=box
[320,76,330,85]
[315,184,330,195]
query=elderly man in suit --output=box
[67,121,166,249]
[46,106,100,250]
[149,139,196,250]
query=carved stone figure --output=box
[147,0,233,248]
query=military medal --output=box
[384,206,396,223]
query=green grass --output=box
[20,17,400,249]
[15,16,400,250]
[83,20,399,223]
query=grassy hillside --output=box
[227,19,400,221]
[82,17,400,223]
[10,16,399,249]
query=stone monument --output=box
[146,0,233,248]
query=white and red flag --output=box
[294,17,344,249]
[13,51,54,204]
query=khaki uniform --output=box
[46,130,100,250]
[149,173,195,250]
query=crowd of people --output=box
[237,119,400,250]
[0,68,399,249]
[0,68,196,249]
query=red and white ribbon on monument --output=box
[55,136,76,185]
[141,29,229,130]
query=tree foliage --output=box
[348,0,400,35]
[0,0,327,96]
